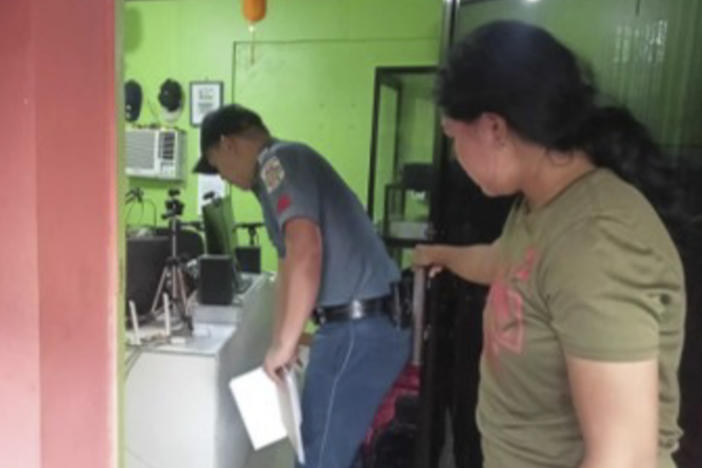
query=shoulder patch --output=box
[277,194,292,214]
[261,156,285,193]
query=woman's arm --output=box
[567,356,658,468]
[413,240,500,286]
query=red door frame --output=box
[0,1,119,467]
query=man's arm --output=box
[263,218,322,382]
[272,258,286,340]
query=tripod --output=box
[149,190,191,333]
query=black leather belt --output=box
[312,295,390,326]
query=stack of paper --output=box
[229,367,305,464]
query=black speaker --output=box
[401,163,433,192]
[235,246,261,273]
[198,255,234,305]
[126,236,170,317]
[153,227,205,262]
[126,230,204,319]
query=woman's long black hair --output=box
[437,20,680,220]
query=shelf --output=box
[382,236,431,249]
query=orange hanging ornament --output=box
[242,0,266,24]
[242,0,266,64]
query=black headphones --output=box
[125,80,142,122]
[158,78,183,112]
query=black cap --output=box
[193,104,266,174]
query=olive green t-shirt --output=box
[477,169,686,468]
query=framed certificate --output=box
[190,81,223,126]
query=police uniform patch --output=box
[277,194,292,214]
[262,157,285,193]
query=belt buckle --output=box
[349,300,364,320]
[312,308,326,326]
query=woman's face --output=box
[441,114,522,197]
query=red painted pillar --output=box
[0,1,41,467]
[0,1,118,467]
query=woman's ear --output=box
[479,112,510,148]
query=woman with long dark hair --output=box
[415,21,685,468]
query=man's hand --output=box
[263,341,297,385]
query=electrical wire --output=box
[125,190,159,228]
[126,201,144,227]
[145,199,158,226]
[124,348,143,379]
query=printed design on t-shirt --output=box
[262,156,285,193]
[484,247,539,366]
[277,194,292,215]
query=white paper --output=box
[229,368,286,450]
[197,175,228,212]
[278,369,305,465]
[229,367,305,464]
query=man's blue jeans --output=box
[296,314,411,468]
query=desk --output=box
[125,273,275,468]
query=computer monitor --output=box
[201,195,253,293]
[201,195,238,256]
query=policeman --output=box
[193,104,411,468]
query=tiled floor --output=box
[243,434,457,468]
[244,440,294,468]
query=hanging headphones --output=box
[125,79,143,122]
[158,78,184,124]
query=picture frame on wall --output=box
[190,81,223,126]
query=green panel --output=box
[397,74,435,225]
[124,0,441,272]
[366,69,437,269]
[373,84,400,225]
[455,0,702,148]
[397,74,437,166]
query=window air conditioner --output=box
[126,128,185,180]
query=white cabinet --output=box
[125,274,275,468]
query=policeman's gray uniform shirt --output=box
[252,139,400,307]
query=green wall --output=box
[124,0,441,271]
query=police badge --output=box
[262,156,285,193]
